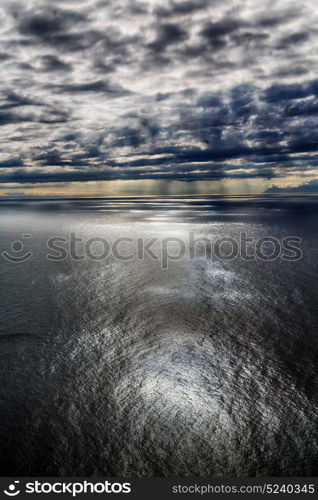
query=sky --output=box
[0,0,318,197]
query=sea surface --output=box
[0,195,318,477]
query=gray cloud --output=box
[0,0,317,189]
[51,79,130,96]
[147,23,189,53]
[39,55,72,72]
[154,0,213,18]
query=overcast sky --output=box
[0,0,318,196]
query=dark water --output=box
[0,195,318,477]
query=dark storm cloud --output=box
[154,0,212,18]
[0,108,69,126]
[147,23,189,54]
[255,9,300,28]
[277,31,310,49]
[51,79,130,96]
[263,80,318,102]
[0,163,278,184]
[0,111,20,126]
[271,65,310,79]
[39,55,72,72]
[0,90,40,109]
[29,30,104,52]
[16,7,86,44]
[13,4,103,52]
[0,0,317,189]
[196,9,302,56]
[283,100,318,118]
[0,158,24,168]
[200,18,247,50]
[32,150,67,166]
[0,111,68,126]
[0,89,70,125]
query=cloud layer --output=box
[0,0,317,193]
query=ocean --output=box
[0,195,318,476]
